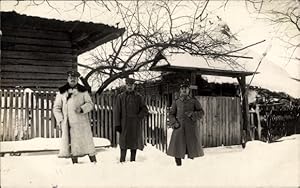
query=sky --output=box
[1,134,299,187]
[1,0,299,96]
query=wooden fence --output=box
[0,89,243,151]
[0,89,168,151]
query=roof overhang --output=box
[1,11,125,55]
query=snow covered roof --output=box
[150,53,256,77]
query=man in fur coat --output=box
[167,80,205,166]
[53,71,97,164]
[113,77,149,163]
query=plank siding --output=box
[2,36,71,48]
[2,26,70,41]
[2,58,72,67]
[2,43,73,54]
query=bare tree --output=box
[9,0,263,93]
[77,1,261,94]
[244,0,300,63]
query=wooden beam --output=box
[237,76,250,148]
[1,72,68,80]
[2,26,69,41]
[1,79,66,88]
[2,36,71,48]
[2,58,72,67]
[2,50,73,61]
[2,64,72,74]
[2,42,72,54]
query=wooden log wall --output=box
[1,26,75,88]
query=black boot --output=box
[120,149,127,163]
[175,157,182,166]
[130,149,137,162]
[71,157,78,164]
[89,155,97,163]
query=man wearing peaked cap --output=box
[167,78,205,166]
[67,70,81,78]
[125,77,136,85]
[53,71,97,164]
[113,77,149,163]
[179,79,190,88]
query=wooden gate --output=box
[197,96,242,147]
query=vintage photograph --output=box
[0,0,299,187]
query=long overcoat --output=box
[53,84,96,158]
[113,91,149,150]
[167,95,205,159]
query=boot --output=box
[120,149,127,163]
[71,157,78,164]
[89,155,97,163]
[130,149,137,162]
[175,157,182,166]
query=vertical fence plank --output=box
[225,97,229,146]
[2,91,8,141]
[216,97,220,147]
[29,92,33,138]
[91,94,96,136]
[40,91,45,138]
[236,98,241,144]
[20,90,24,140]
[104,95,109,139]
[108,94,113,144]
[96,94,101,139]
[221,97,226,146]
[13,89,19,141]
[202,96,207,147]
[100,95,104,138]
[154,97,158,148]
[35,90,39,137]
[25,92,30,139]
[45,92,50,138]
[158,96,162,150]
[8,91,14,141]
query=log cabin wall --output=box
[1,25,75,89]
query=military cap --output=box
[125,77,136,85]
[180,79,190,88]
[67,71,81,77]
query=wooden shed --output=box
[149,53,257,147]
[0,11,125,89]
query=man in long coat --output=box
[53,71,97,164]
[167,80,205,166]
[113,78,149,162]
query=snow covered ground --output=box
[1,135,299,188]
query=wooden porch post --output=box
[238,76,250,148]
